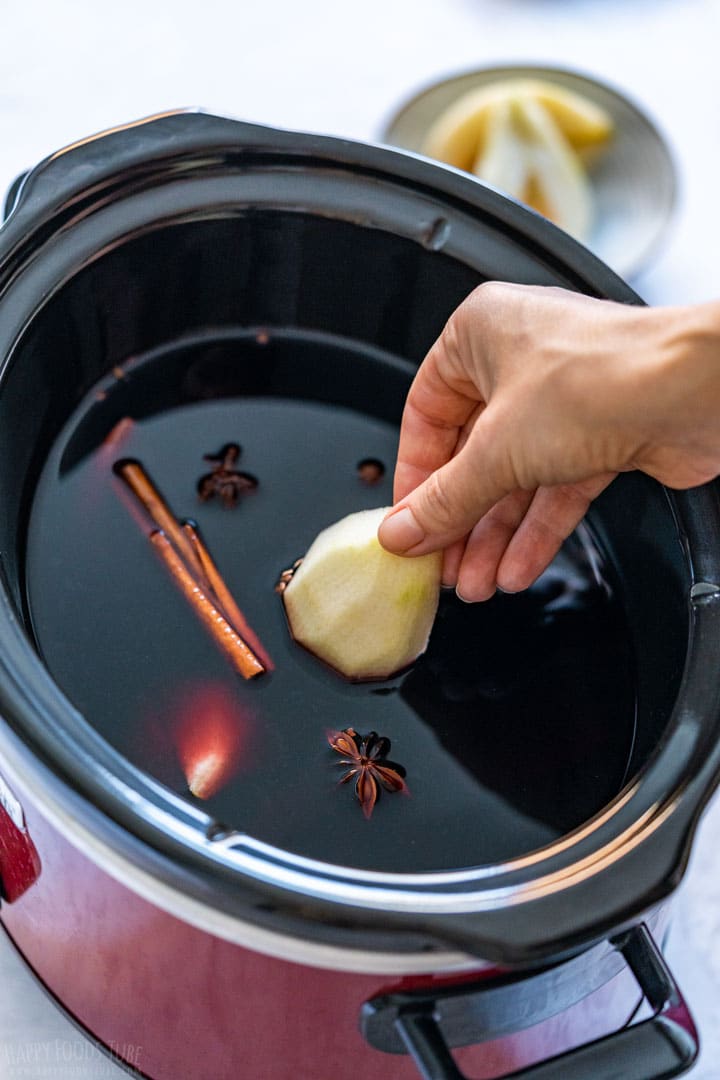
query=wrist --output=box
[654,300,720,415]
[625,300,720,481]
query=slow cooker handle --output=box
[362,924,697,1080]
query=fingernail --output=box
[496,585,517,595]
[456,585,495,603]
[378,506,426,553]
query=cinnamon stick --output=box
[182,523,274,671]
[115,457,268,678]
[115,460,201,576]
[150,531,265,680]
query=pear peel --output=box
[282,507,442,681]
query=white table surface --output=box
[1,1,720,1076]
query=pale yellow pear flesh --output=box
[471,96,593,242]
[422,78,614,170]
[420,77,613,242]
[283,507,442,681]
[470,98,529,201]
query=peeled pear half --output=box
[420,77,612,242]
[422,78,614,171]
[472,97,593,241]
[282,507,442,681]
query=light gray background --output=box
[1,0,720,1076]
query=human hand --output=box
[378,283,720,600]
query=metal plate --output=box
[380,65,677,281]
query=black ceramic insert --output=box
[0,114,718,966]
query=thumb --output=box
[378,425,515,556]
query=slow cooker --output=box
[0,110,715,1079]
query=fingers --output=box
[441,538,466,588]
[455,490,535,601]
[379,409,517,556]
[436,407,487,587]
[450,475,615,602]
[384,470,615,601]
[392,316,484,504]
[495,474,615,592]
[381,281,631,593]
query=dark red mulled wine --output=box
[24,330,637,873]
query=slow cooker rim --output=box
[1,112,719,967]
[0,109,631,303]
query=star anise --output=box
[274,558,303,595]
[197,443,258,508]
[328,727,407,820]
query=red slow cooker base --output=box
[0,791,651,1080]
